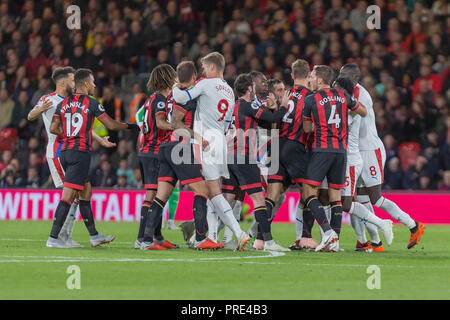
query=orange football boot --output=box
[370,242,385,252]
[158,240,179,249]
[194,238,225,250]
[408,222,425,249]
[144,242,168,250]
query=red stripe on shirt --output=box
[315,93,327,149]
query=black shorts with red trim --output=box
[157,143,203,187]
[279,138,309,184]
[59,150,91,191]
[267,138,309,187]
[222,163,263,195]
[139,155,159,190]
[305,152,347,189]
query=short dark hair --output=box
[249,71,264,81]
[177,61,197,83]
[234,73,253,97]
[333,77,354,96]
[74,68,93,87]
[339,63,361,82]
[268,79,282,94]
[51,66,75,84]
[313,65,335,86]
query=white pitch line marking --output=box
[0,251,285,263]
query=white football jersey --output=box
[355,83,383,151]
[172,78,235,136]
[32,92,65,158]
[347,113,361,155]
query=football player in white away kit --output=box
[339,64,425,250]
[27,67,115,247]
[172,52,251,250]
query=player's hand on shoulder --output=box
[40,99,53,112]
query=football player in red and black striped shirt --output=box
[47,68,139,248]
[302,65,367,252]
[221,73,290,251]
[140,62,223,251]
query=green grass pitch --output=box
[0,220,449,299]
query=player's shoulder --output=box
[38,92,61,103]
[152,92,167,110]
[355,83,371,100]
[304,92,317,104]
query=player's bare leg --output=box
[297,185,320,250]
[360,185,425,249]
[135,189,156,248]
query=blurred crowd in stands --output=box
[0,0,449,190]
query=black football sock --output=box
[254,206,272,241]
[410,221,418,234]
[143,197,165,243]
[79,200,98,236]
[49,200,72,239]
[154,213,163,241]
[193,195,208,242]
[305,196,331,232]
[301,208,314,238]
[137,200,151,241]
[330,201,343,237]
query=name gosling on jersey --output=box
[319,95,346,105]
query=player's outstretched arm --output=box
[27,99,52,121]
[99,113,139,132]
[92,132,116,148]
[172,81,204,104]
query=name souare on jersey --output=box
[302,88,360,153]
[138,92,167,156]
[53,94,106,152]
[279,85,312,145]
[33,92,65,158]
[172,78,235,136]
[355,84,384,151]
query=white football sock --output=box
[324,205,331,223]
[349,201,385,229]
[223,200,242,242]
[359,199,381,243]
[211,194,243,238]
[350,214,367,243]
[374,196,416,229]
[60,200,79,237]
[207,200,219,242]
[295,202,303,241]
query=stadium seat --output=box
[398,142,420,172]
[0,128,18,152]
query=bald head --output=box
[339,63,361,83]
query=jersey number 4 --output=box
[328,104,341,128]
[64,113,84,137]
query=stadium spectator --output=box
[0,88,14,128]
[439,171,450,191]
[24,166,41,188]
[91,159,117,188]
[384,157,404,190]
[116,159,134,185]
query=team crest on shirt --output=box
[251,100,260,110]
[157,101,165,109]
[98,104,105,112]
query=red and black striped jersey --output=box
[161,96,197,145]
[302,88,359,153]
[53,94,106,152]
[138,92,167,156]
[279,85,312,145]
[230,98,286,160]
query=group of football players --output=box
[29,51,425,252]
